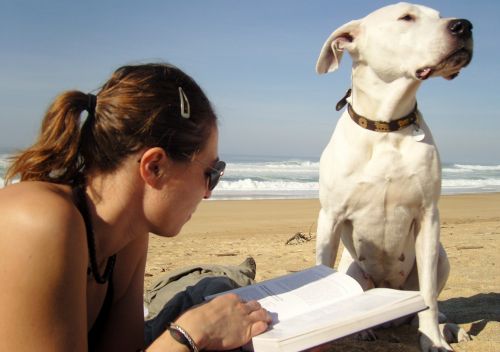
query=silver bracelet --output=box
[168,322,200,352]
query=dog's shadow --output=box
[311,293,499,352]
[438,292,500,336]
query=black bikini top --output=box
[72,185,116,350]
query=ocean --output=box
[1,153,500,200]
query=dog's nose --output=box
[448,19,473,38]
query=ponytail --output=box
[5,63,217,186]
[5,91,89,185]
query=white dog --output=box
[314,3,473,351]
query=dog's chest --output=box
[321,115,440,200]
[320,117,441,286]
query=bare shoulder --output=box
[0,181,87,269]
[1,181,81,227]
[0,182,88,348]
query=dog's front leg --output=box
[415,205,453,352]
[315,208,343,267]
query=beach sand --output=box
[145,193,500,352]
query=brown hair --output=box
[5,63,217,185]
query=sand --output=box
[145,193,500,352]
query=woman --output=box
[0,63,271,351]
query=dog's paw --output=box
[419,333,454,352]
[456,328,472,343]
[440,323,471,343]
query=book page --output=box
[260,288,424,339]
[209,265,363,323]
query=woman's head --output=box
[5,63,217,184]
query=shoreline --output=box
[208,190,500,202]
[146,192,500,351]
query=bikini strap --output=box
[73,185,116,284]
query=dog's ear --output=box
[316,20,361,74]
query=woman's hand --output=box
[175,293,272,351]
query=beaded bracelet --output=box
[168,322,200,352]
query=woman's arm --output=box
[147,293,271,351]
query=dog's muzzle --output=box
[448,18,473,39]
[416,18,473,81]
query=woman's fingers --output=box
[250,320,270,336]
[243,300,261,312]
[241,300,272,324]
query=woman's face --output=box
[150,127,220,237]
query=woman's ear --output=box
[138,147,169,188]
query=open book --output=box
[207,265,426,352]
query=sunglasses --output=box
[185,154,226,191]
[138,151,226,191]
[204,160,226,191]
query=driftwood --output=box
[285,223,316,245]
[285,232,313,245]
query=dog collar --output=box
[347,103,418,132]
[336,89,419,133]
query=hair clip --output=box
[178,87,190,119]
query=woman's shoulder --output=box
[0,181,86,253]
[1,181,78,218]
[0,182,88,344]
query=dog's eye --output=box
[398,14,415,21]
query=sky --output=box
[1,0,499,164]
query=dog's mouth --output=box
[416,47,473,81]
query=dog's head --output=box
[316,2,473,81]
